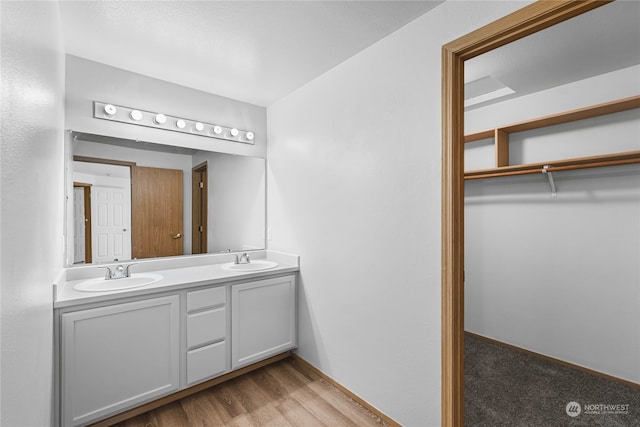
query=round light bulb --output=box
[104,104,117,116]
[130,110,143,121]
[154,113,167,124]
[194,122,204,132]
[230,128,239,137]
[246,131,254,141]
[175,119,186,129]
[213,126,222,135]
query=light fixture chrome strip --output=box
[93,101,255,144]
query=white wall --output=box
[0,2,65,426]
[65,55,267,157]
[266,2,529,425]
[464,68,640,383]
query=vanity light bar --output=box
[93,101,255,144]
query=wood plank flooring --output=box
[111,357,391,427]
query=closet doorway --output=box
[440,1,620,424]
[462,1,640,424]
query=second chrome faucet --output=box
[234,253,251,265]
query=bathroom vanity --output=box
[54,251,298,427]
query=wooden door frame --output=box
[440,1,612,425]
[73,182,92,264]
[192,161,208,254]
[73,156,136,168]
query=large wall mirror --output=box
[65,132,265,266]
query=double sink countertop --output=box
[55,250,299,308]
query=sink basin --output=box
[222,260,278,272]
[73,273,163,292]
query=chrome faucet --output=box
[234,253,251,265]
[99,264,136,280]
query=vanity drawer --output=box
[187,340,227,385]
[187,286,226,312]
[187,307,226,349]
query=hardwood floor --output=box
[111,357,391,427]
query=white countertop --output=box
[55,250,299,308]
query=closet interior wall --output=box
[463,65,640,384]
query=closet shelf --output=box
[464,95,640,180]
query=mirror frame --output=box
[440,1,612,424]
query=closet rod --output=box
[465,150,640,180]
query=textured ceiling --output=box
[58,1,639,109]
[58,1,443,107]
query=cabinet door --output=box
[61,295,180,426]
[231,275,296,369]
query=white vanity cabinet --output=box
[231,275,297,369]
[185,286,228,385]
[60,295,180,427]
[57,269,297,426]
